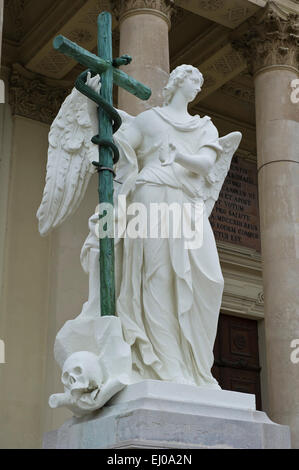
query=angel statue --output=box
[37,64,242,417]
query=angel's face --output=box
[179,72,202,103]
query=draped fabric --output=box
[81,107,225,388]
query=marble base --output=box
[43,380,291,449]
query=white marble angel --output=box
[37,64,242,415]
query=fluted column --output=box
[233,1,299,447]
[112,0,172,115]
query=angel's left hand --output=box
[160,141,177,166]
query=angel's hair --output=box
[163,65,204,106]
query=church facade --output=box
[0,0,298,448]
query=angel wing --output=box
[37,87,98,236]
[79,108,138,273]
[197,131,242,217]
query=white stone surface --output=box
[43,381,291,449]
[110,380,256,411]
[49,316,132,417]
[38,65,242,417]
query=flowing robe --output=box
[82,107,224,388]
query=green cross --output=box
[53,11,151,317]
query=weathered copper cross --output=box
[53,11,151,318]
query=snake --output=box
[75,69,122,170]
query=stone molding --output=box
[174,0,265,29]
[232,1,299,74]
[217,242,264,319]
[111,0,174,27]
[9,64,70,125]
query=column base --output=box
[43,380,291,449]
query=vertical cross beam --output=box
[97,12,115,317]
[53,11,151,318]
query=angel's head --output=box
[163,65,204,106]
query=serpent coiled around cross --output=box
[75,69,122,173]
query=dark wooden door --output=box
[212,314,262,410]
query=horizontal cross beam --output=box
[53,35,151,101]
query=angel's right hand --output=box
[86,71,101,95]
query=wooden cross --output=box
[53,11,151,317]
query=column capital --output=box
[232,1,299,75]
[9,64,70,125]
[111,0,174,28]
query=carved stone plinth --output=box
[43,381,291,449]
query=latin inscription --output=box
[210,155,260,251]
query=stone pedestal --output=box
[43,381,290,449]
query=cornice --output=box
[217,241,261,272]
[275,0,299,14]
[221,292,264,319]
[173,0,266,29]
[217,242,264,319]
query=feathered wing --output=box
[198,131,242,217]
[37,88,98,236]
[79,108,138,272]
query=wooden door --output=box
[212,314,262,410]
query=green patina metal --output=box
[53,11,151,317]
[53,35,151,100]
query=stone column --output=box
[233,2,299,447]
[112,0,172,115]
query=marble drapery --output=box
[81,106,225,388]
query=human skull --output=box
[61,351,103,400]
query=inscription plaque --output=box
[210,155,261,251]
